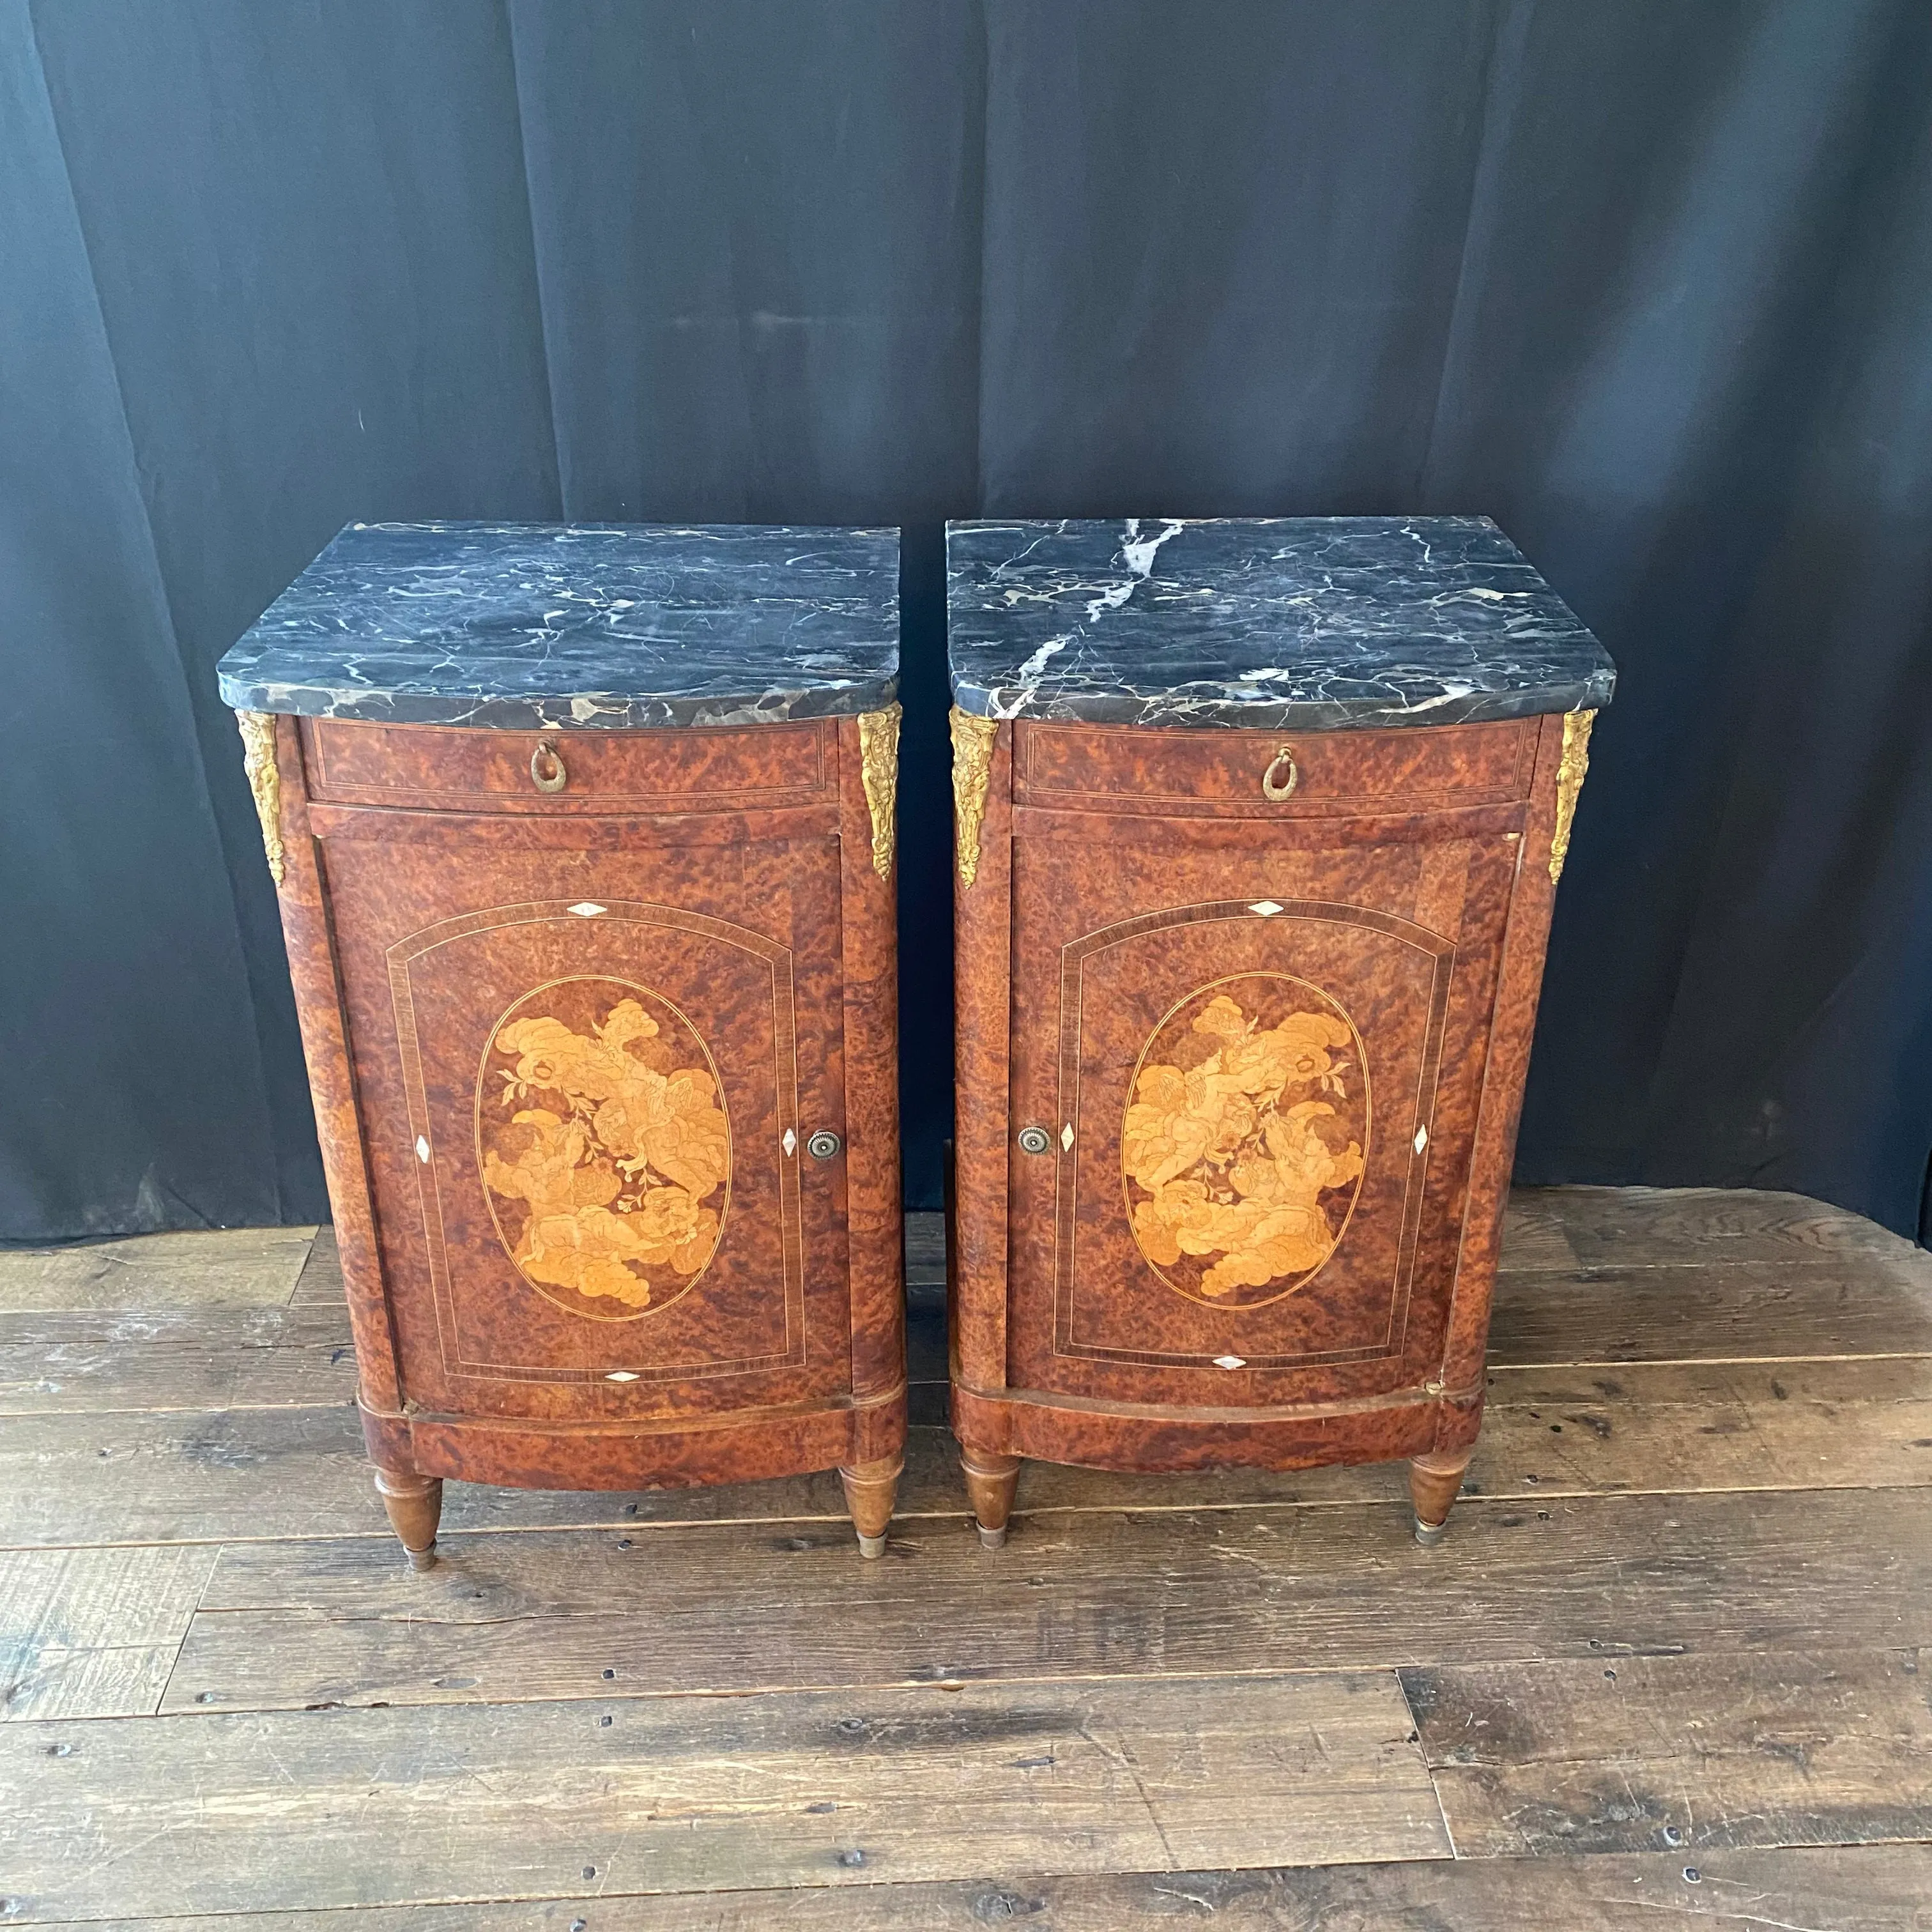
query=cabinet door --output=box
[318,813,850,1425]
[1004,809,1518,1409]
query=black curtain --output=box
[4,0,1929,1243]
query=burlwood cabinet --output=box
[944,517,1615,1546]
[219,522,906,1565]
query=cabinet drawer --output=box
[302,719,832,814]
[1013,718,1535,817]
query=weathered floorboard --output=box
[287,1225,347,1307]
[0,1227,316,1313]
[0,1673,1445,1920]
[164,1488,1932,1713]
[1488,1255,1932,1363]
[0,1304,355,1416]
[9,1345,1932,1551]
[0,1545,216,1721]
[1503,1186,1927,1271]
[47,1845,1932,1931]
[7,1186,1932,1926]
[1406,1647,1932,1857]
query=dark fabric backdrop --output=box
[4,0,1929,1243]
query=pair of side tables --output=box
[217,518,1614,1568]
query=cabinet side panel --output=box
[951,722,1013,1402]
[835,719,907,1427]
[266,714,402,1412]
[1438,712,1568,1413]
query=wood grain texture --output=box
[1488,1256,1932,1364]
[953,712,1570,1487]
[43,1846,1932,1930]
[273,710,406,1412]
[162,1487,1932,1713]
[0,1304,354,1415]
[302,716,834,815]
[288,1225,347,1307]
[10,1346,1932,1551]
[1,1673,1445,1920]
[1406,1648,1932,1857]
[269,709,903,1524]
[1434,710,1568,1399]
[0,1227,316,1312]
[949,718,1014,1397]
[1013,716,1537,817]
[6,1188,1932,1926]
[1501,1186,1931,1271]
[0,1545,215,1720]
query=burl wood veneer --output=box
[944,517,1616,1545]
[219,522,907,1564]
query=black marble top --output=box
[217,522,901,728]
[946,518,1614,729]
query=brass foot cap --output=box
[406,1545,438,1572]
[856,1533,887,1560]
[977,1523,1009,1550]
[1412,1517,1448,1549]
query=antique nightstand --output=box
[218,521,906,1565]
[944,517,1614,1546]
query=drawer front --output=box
[1014,718,1534,816]
[303,719,832,814]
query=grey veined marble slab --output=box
[946,517,1614,729]
[218,521,900,728]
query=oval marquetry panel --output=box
[475,976,732,1321]
[1122,972,1368,1311]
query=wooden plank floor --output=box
[3,1189,1931,1928]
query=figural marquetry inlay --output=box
[236,710,286,886]
[1123,973,1368,1310]
[477,977,730,1320]
[1548,708,1596,882]
[857,702,902,881]
[949,707,999,888]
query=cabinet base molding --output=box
[358,1386,906,1560]
[950,1379,1481,1477]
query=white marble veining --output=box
[218,521,900,728]
[947,517,1615,729]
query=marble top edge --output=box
[218,520,901,727]
[945,516,1614,729]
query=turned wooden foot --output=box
[1409,1449,1473,1547]
[961,1449,1022,1549]
[373,1465,443,1570]
[838,1453,903,1558]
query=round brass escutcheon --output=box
[1261,746,1298,802]
[1016,1126,1052,1156]
[530,739,568,793]
[806,1130,842,1161]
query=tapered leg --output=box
[838,1453,903,1559]
[1409,1449,1473,1547]
[373,1464,443,1570]
[961,1449,1022,1549]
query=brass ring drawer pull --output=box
[1261,747,1298,801]
[530,739,567,793]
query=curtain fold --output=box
[3,0,1927,1240]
